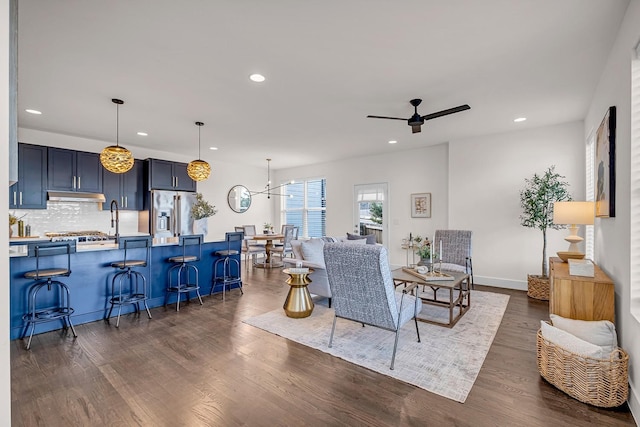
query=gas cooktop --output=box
[45,230,115,244]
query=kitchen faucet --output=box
[110,199,120,243]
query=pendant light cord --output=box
[116,103,119,147]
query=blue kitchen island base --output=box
[9,239,242,341]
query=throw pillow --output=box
[291,240,304,260]
[346,232,377,245]
[301,238,325,268]
[550,314,618,348]
[540,321,612,359]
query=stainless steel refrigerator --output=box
[150,190,197,239]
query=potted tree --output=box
[519,166,572,300]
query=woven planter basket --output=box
[536,327,629,407]
[527,275,549,300]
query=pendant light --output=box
[249,158,294,199]
[187,121,211,181]
[100,99,134,173]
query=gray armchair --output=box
[434,229,473,288]
[323,243,422,370]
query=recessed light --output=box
[137,132,148,136]
[388,140,397,144]
[514,117,527,122]
[209,147,218,150]
[249,73,265,82]
[25,109,42,115]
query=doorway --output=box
[353,183,388,247]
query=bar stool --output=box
[165,234,204,311]
[21,241,77,350]
[212,231,244,300]
[105,236,152,327]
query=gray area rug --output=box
[244,290,510,403]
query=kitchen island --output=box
[9,237,241,340]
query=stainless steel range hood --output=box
[47,191,107,203]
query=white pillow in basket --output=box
[540,321,613,359]
[550,314,618,348]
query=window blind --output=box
[283,178,326,238]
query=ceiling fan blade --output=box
[366,115,408,121]
[421,104,471,121]
[411,125,422,134]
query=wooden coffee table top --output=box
[392,268,468,288]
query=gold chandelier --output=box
[187,121,211,182]
[100,99,134,173]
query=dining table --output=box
[249,233,284,268]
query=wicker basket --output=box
[536,327,629,407]
[527,275,549,300]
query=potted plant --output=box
[191,193,217,236]
[9,213,17,237]
[519,165,571,299]
[263,222,272,234]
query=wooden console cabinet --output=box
[549,257,615,323]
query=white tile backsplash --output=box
[12,202,142,237]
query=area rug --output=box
[243,290,509,403]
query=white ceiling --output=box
[17,0,630,170]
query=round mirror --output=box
[227,185,252,213]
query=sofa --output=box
[283,235,376,306]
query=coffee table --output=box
[392,268,470,327]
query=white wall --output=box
[273,143,450,267]
[449,122,585,289]
[1,0,11,421]
[585,0,640,419]
[17,128,271,241]
[274,121,584,288]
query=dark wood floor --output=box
[11,265,636,426]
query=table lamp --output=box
[553,201,595,262]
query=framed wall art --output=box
[595,106,616,218]
[411,193,431,218]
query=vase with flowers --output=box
[9,213,17,237]
[191,193,217,236]
[414,236,440,271]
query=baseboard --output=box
[388,265,528,291]
[628,383,640,425]
[475,275,527,291]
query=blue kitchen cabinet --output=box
[103,159,143,210]
[48,147,103,193]
[147,158,196,191]
[9,143,48,209]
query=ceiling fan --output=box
[367,99,471,134]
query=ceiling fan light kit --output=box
[367,98,471,134]
[100,98,135,174]
[187,121,212,182]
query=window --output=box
[282,178,326,238]
[630,45,640,321]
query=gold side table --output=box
[283,268,314,318]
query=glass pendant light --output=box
[100,99,134,173]
[187,121,211,181]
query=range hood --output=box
[47,191,107,203]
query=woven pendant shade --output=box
[187,159,211,181]
[187,121,211,182]
[100,98,134,174]
[101,145,134,173]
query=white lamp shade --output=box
[553,201,595,225]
